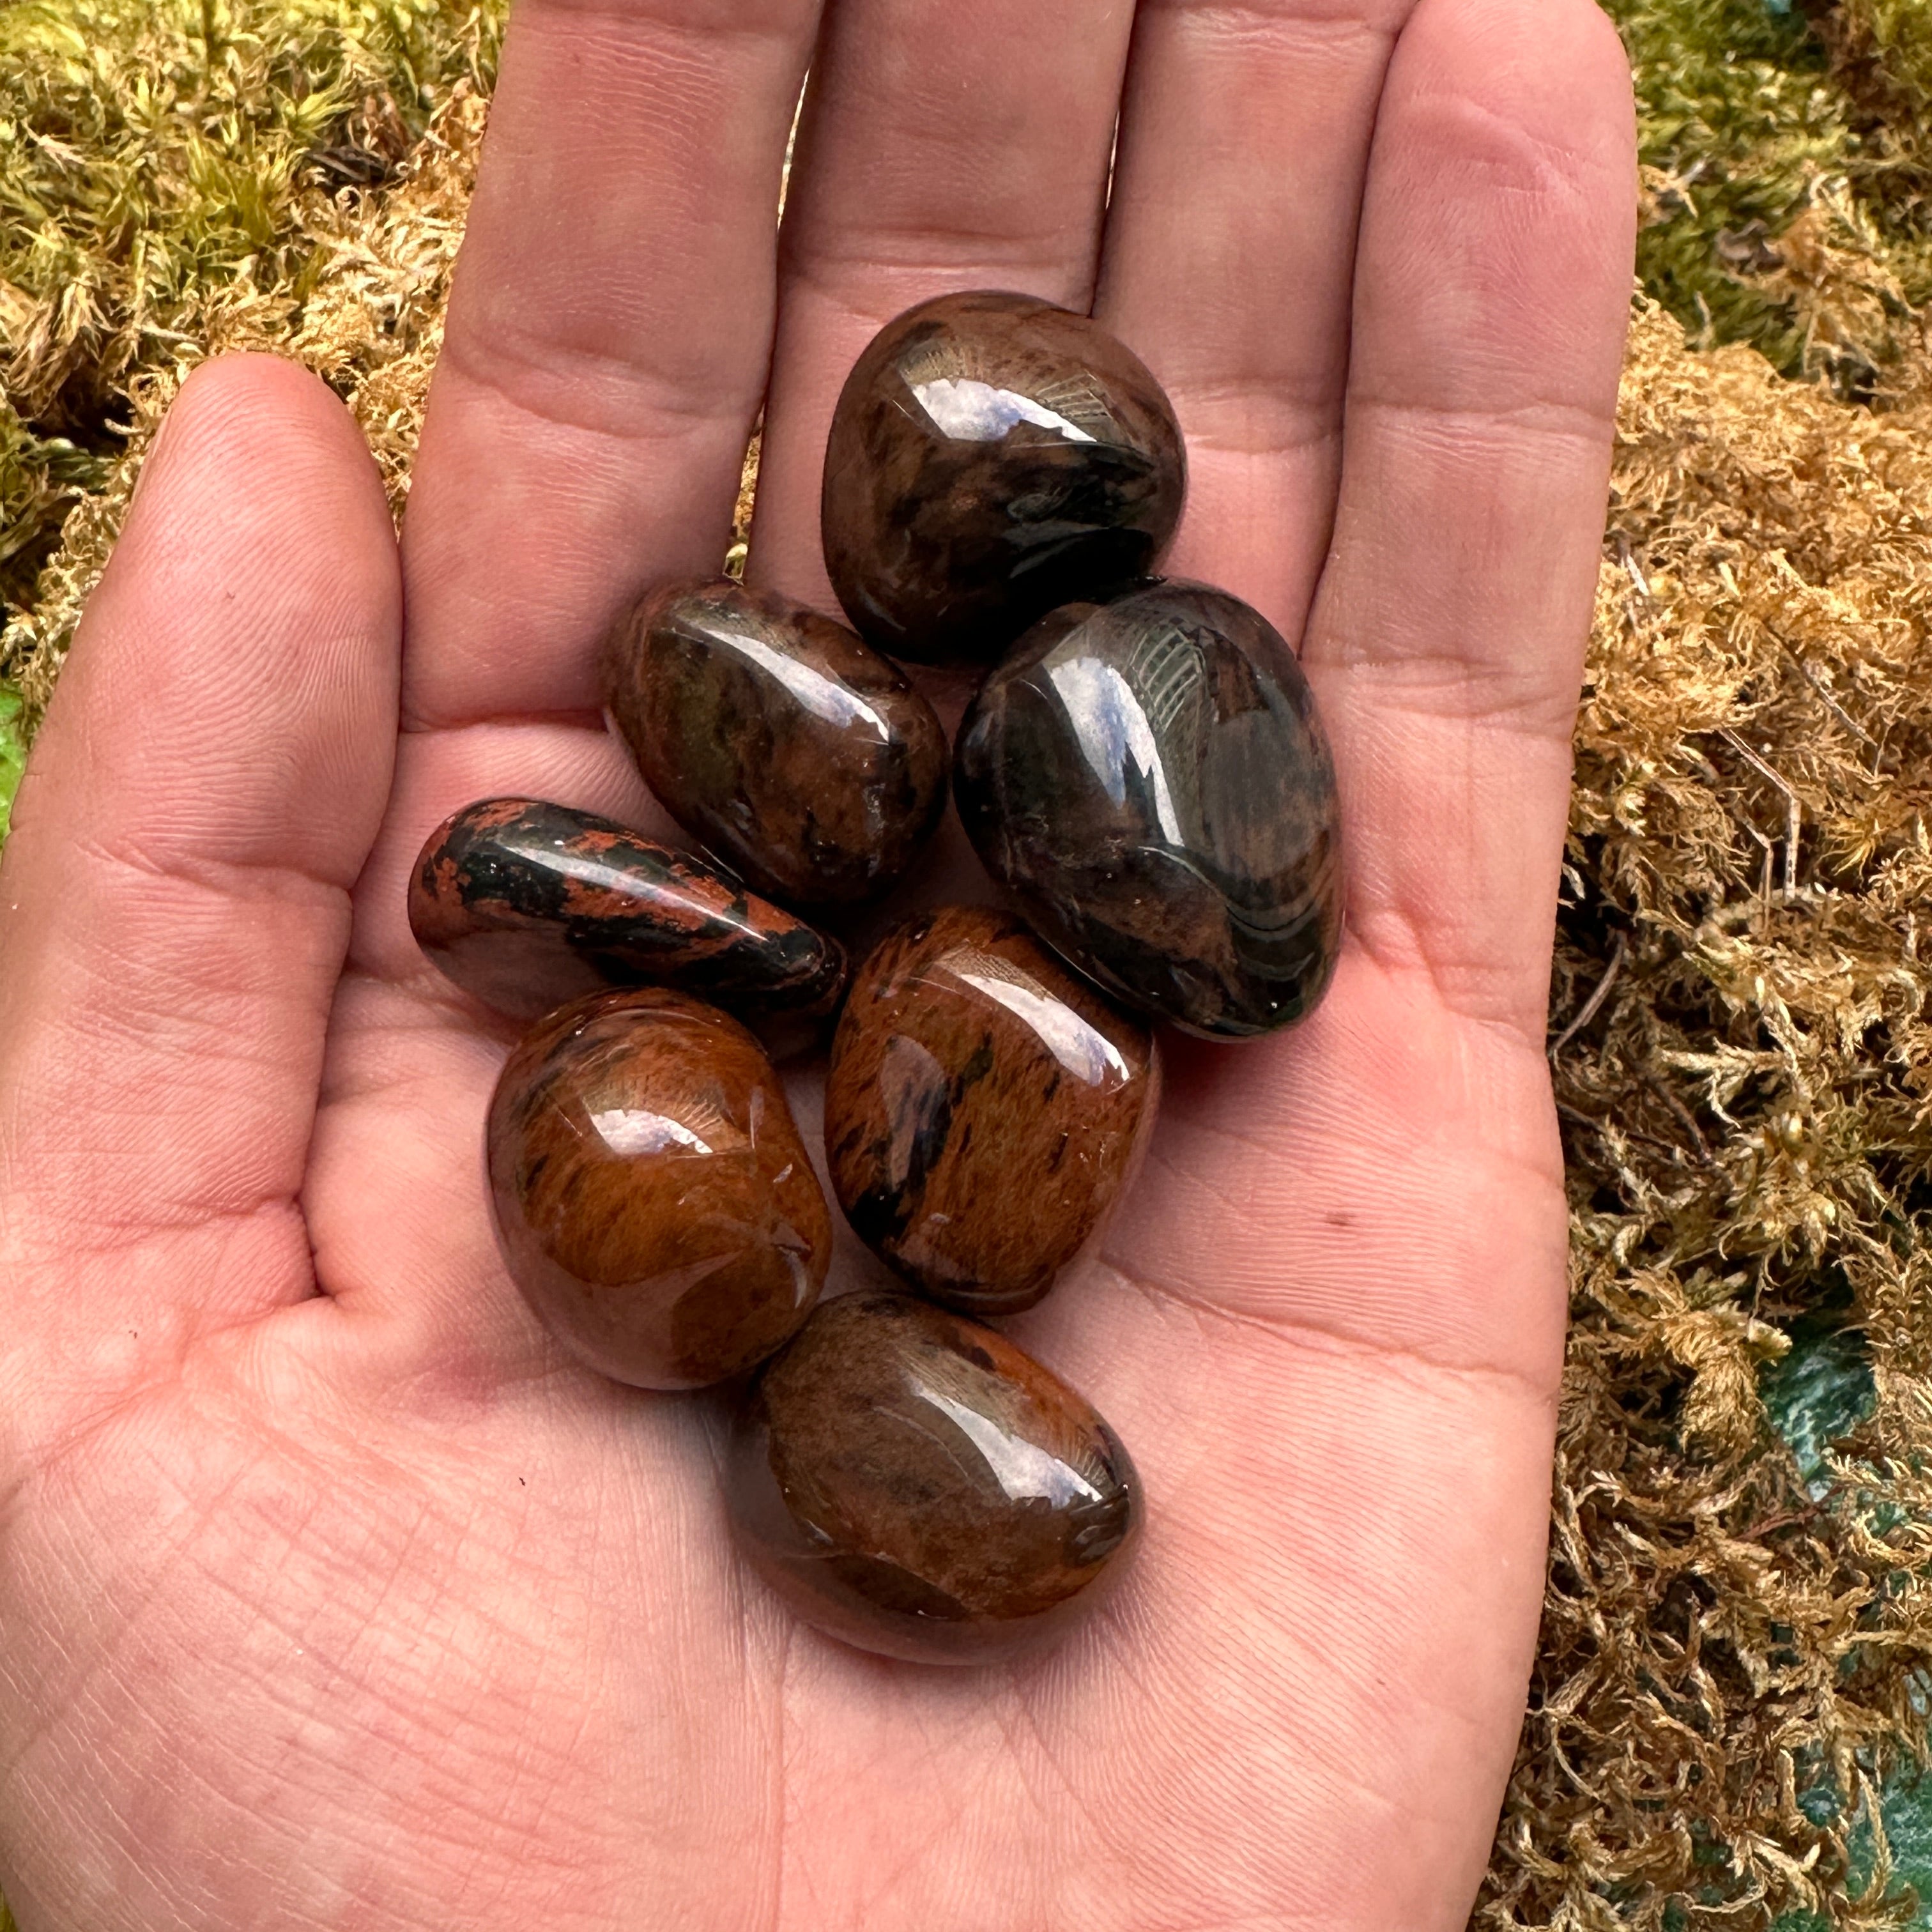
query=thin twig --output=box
[1781,641,1878,752]
[1550,936,1630,1059]
[1720,728,1804,898]
[1748,824,1775,915]
[1644,1073,1712,1160]
[1554,1100,1683,1159]
[1614,531,1652,600]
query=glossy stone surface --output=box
[408,797,847,1032]
[487,988,831,1389]
[954,579,1342,1039]
[727,1292,1141,1664]
[601,576,948,908]
[825,906,1157,1315]
[821,291,1186,666]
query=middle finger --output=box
[747,0,1139,606]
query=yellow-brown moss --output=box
[1478,297,1932,1930]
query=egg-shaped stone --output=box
[824,906,1156,1315]
[600,577,948,908]
[954,580,1342,1039]
[486,988,832,1389]
[821,290,1186,666]
[408,797,846,1037]
[727,1292,1142,1664]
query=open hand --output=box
[0,0,1634,1922]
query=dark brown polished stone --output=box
[824,906,1156,1315]
[487,988,831,1389]
[600,576,948,908]
[821,291,1186,666]
[727,1292,1141,1664]
[408,797,847,1033]
[954,579,1343,1039]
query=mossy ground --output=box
[3,2,1931,1927]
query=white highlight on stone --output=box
[589,1108,714,1157]
[911,376,1097,445]
[1047,652,1184,846]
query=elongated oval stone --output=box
[727,1292,1142,1664]
[408,797,846,1032]
[600,577,947,908]
[954,581,1342,1039]
[821,291,1186,665]
[487,989,831,1389]
[824,906,1156,1315]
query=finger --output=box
[1096,0,1420,643]
[1070,0,1632,1382]
[0,356,401,1375]
[400,0,825,728]
[746,0,1136,608]
[1299,0,1636,1034]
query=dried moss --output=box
[0,0,500,615]
[1476,300,1932,1931]
[1,4,495,726]
[4,4,1932,1930]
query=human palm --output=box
[0,0,1634,1924]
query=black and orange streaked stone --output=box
[727,1292,1142,1664]
[487,988,832,1390]
[824,906,1157,1315]
[821,291,1186,665]
[408,797,847,1031]
[954,579,1342,1039]
[601,576,948,908]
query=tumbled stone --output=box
[824,905,1156,1315]
[727,1292,1141,1664]
[821,290,1186,666]
[408,797,847,1034]
[600,576,947,908]
[486,988,831,1389]
[954,579,1343,1039]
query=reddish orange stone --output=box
[487,988,831,1389]
[824,906,1158,1315]
[728,1293,1143,1664]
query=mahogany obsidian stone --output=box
[486,988,831,1389]
[824,906,1157,1315]
[726,1292,1142,1664]
[821,291,1186,666]
[600,577,948,908]
[954,579,1342,1039]
[408,797,847,1031]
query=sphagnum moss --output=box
[5,4,1932,1929]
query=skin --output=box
[0,0,1636,1925]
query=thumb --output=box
[0,355,401,1434]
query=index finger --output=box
[399,0,824,730]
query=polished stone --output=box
[487,988,831,1389]
[727,1292,1141,1664]
[408,797,847,1036]
[601,576,948,908]
[824,906,1157,1315]
[954,579,1342,1038]
[821,290,1186,666]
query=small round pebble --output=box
[825,905,1158,1314]
[601,576,948,908]
[728,1292,1142,1664]
[821,290,1186,665]
[954,579,1343,1038]
[487,988,831,1389]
